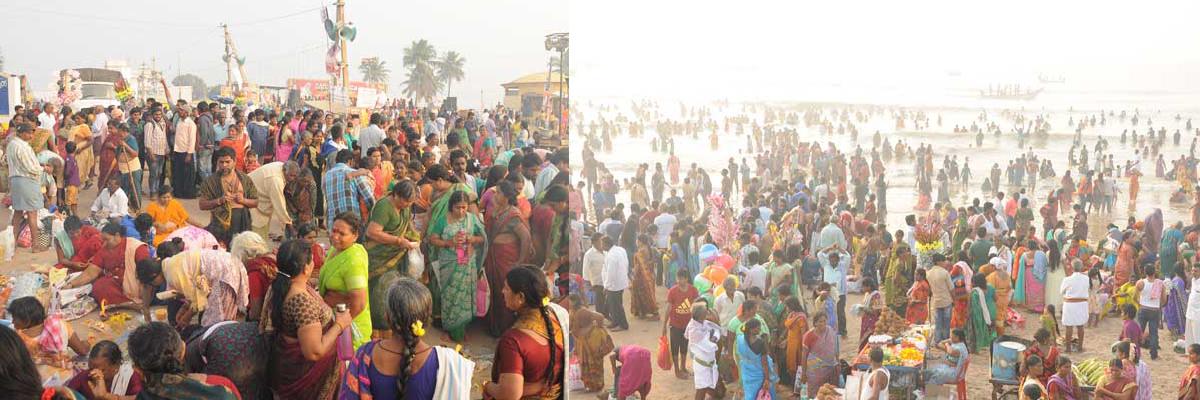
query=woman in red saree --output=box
[950,261,971,330]
[96,128,122,195]
[906,268,931,324]
[484,181,533,336]
[630,235,660,320]
[53,216,102,271]
[61,223,149,306]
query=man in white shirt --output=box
[652,206,677,249]
[91,176,130,222]
[743,260,768,294]
[904,214,919,255]
[982,206,1009,238]
[91,106,110,142]
[38,103,57,135]
[358,113,386,151]
[602,236,631,331]
[713,277,745,330]
[582,235,608,311]
[819,246,850,335]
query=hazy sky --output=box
[571,0,1200,102]
[2,0,566,106]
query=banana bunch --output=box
[1072,358,1106,386]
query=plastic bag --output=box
[405,248,425,279]
[656,335,672,371]
[16,224,31,248]
[0,226,13,261]
[567,356,584,391]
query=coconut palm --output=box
[402,39,439,104]
[359,57,390,84]
[402,64,442,105]
[435,51,466,97]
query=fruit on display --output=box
[874,308,910,336]
[1072,358,1106,386]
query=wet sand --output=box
[576,286,1192,400]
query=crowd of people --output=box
[571,100,1200,399]
[0,95,574,400]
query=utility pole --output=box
[337,0,349,114]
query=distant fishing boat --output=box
[1038,74,1065,84]
[978,85,1043,100]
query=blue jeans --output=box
[1137,307,1161,358]
[147,155,165,196]
[197,148,213,180]
[935,306,952,343]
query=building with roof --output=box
[501,71,567,117]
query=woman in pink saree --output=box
[1024,243,1049,313]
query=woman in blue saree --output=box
[737,318,778,400]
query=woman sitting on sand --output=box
[53,215,102,271]
[62,223,151,307]
[64,340,144,398]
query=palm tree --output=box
[435,51,466,97]
[402,40,439,104]
[402,63,442,105]
[359,57,390,84]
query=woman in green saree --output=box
[364,180,421,339]
[968,273,997,353]
[427,190,487,343]
[318,212,372,349]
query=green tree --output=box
[171,74,207,101]
[358,57,390,84]
[435,51,465,97]
[401,39,440,104]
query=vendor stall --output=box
[852,319,932,399]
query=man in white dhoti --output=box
[1061,259,1090,352]
[685,302,722,397]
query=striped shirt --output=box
[6,137,42,180]
[144,120,168,156]
[322,163,376,226]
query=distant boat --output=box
[946,70,962,77]
[978,87,1043,100]
[1038,74,1065,84]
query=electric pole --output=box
[337,0,349,113]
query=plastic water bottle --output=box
[335,304,353,361]
[799,383,808,400]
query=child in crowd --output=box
[1041,304,1061,345]
[63,141,80,215]
[9,296,89,365]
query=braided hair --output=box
[269,239,314,332]
[128,322,186,389]
[505,266,561,385]
[386,278,433,397]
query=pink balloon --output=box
[715,254,736,269]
